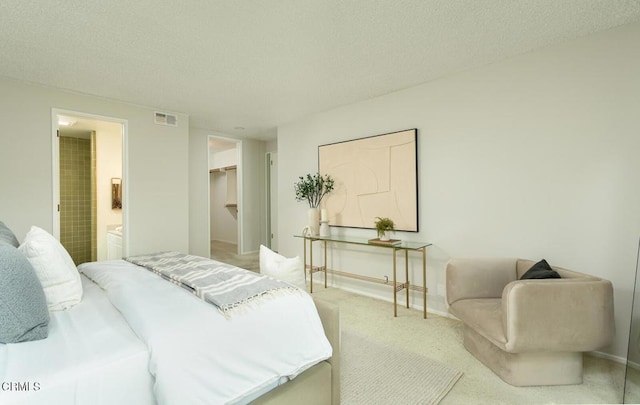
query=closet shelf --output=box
[209,165,237,173]
[210,165,238,209]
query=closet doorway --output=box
[208,137,241,256]
[52,109,126,264]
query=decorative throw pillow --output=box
[520,259,561,280]
[19,226,83,310]
[0,245,50,343]
[259,245,306,289]
[0,221,20,248]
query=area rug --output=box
[341,330,463,405]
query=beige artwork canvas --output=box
[319,129,418,232]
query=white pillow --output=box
[19,226,83,310]
[259,245,306,289]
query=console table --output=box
[294,235,432,319]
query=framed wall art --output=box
[318,128,418,232]
[111,177,122,209]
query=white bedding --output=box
[79,259,332,405]
[0,276,155,405]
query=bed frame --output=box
[253,297,340,404]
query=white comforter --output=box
[79,259,332,405]
[0,276,154,405]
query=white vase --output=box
[319,220,330,237]
[307,208,319,236]
[379,231,390,241]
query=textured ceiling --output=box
[1,1,639,140]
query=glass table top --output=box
[294,234,431,250]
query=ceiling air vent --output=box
[154,111,178,127]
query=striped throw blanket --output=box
[126,252,297,315]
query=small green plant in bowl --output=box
[374,217,395,240]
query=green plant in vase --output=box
[374,217,395,241]
[294,173,334,208]
[295,173,334,236]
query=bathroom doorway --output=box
[52,109,126,264]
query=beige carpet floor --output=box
[210,240,260,272]
[341,329,462,404]
[624,366,640,403]
[210,244,626,404]
[312,287,625,405]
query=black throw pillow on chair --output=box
[520,259,561,280]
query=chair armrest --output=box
[502,279,614,353]
[313,297,340,405]
[446,258,517,305]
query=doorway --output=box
[208,137,241,257]
[266,151,278,251]
[52,109,126,264]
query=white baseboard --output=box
[211,238,237,245]
[627,359,640,370]
[589,350,631,366]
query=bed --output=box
[0,275,155,405]
[0,224,340,405]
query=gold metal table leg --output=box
[310,238,314,293]
[405,250,409,309]
[423,247,427,319]
[393,248,397,317]
[303,238,307,284]
[323,240,327,288]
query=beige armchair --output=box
[446,258,614,386]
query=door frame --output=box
[265,151,278,250]
[51,108,129,256]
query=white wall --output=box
[209,148,237,170]
[0,77,190,256]
[240,138,266,253]
[277,22,640,359]
[96,122,123,260]
[189,127,212,257]
[265,139,277,153]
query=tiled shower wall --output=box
[90,132,97,261]
[59,136,94,265]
